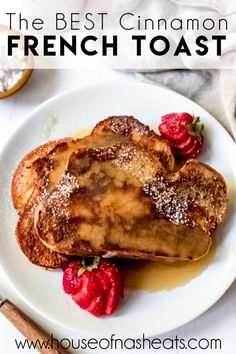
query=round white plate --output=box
[0,82,236,338]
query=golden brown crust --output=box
[16,206,71,269]
[11,138,74,214]
[93,115,174,172]
[12,138,81,268]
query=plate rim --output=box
[1,81,236,338]
[2,81,236,151]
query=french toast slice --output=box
[92,115,174,172]
[35,141,227,262]
[12,116,174,214]
[12,138,79,214]
[12,138,82,268]
[143,159,228,235]
[12,116,174,267]
[16,205,71,269]
[12,116,228,266]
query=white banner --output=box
[0,0,235,69]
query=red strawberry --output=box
[100,261,125,315]
[72,271,102,310]
[95,268,111,292]
[159,122,189,144]
[173,139,198,156]
[63,261,82,295]
[63,257,125,317]
[87,294,106,317]
[168,135,195,150]
[158,112,204,160]
[188,141,203,159]
[161,113,180,123]
[162,112,192,124]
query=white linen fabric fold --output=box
[172,0,236,16]
[80,0,236,139]
[137,70,236,140]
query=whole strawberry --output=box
[158,112,204,159]
[63,257,124,317]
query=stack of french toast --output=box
[11,116,228,269]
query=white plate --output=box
[0,82,236,338]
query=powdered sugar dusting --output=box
[56,174,80,199]
[47,173,80,218]
[143,175,198,227]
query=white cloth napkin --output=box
[172,0,236,16]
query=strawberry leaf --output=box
[77,256,101,276]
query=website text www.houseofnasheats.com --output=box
[14,333,222,351]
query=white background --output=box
[0,68,236,353]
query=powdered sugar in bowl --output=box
[0,25,33,99]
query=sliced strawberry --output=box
[158,112,204,160]
[173,139,197,156]
[72,272,102,309]
[105,284,121,315]
[100,261,125,314]
[63,258,125,317]
[63,261,82,295]
[161,112,192,124]
[161,113,178,123]
[95,268,111,291]
[100,261,123,288]
[87,293,106,317]
[159,122,189,144]
[187,141,203,159]
[168,135,195,149]
[177,112,193,124]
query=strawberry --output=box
[100,261,125,315]
[161,112,180,124]
[158,112,204,160]
[172,139,198,156]
[62,257,124,317]
[72,271,102,310]
[62,261,82,295]
[187,141,203,159]
[162,112,193,125]
[168,135,195,150]
[159,122,189,144]
[87,294,106,317]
